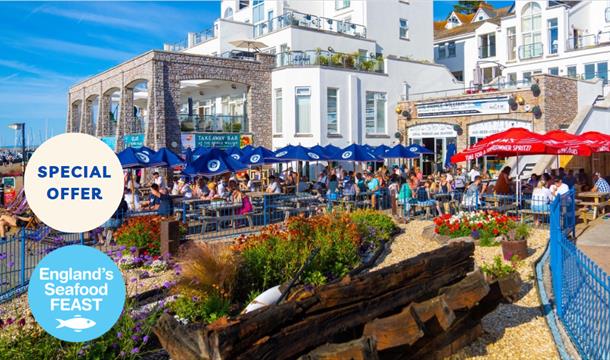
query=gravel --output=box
[375,220,559,360]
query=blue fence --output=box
[550,190,610,359]
[0,227,84,302]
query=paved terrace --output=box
[577,216,610,274]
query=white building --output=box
[163,0,462,150]
[434,1,610,92]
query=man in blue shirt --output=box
[365,172,380,209]
[592,172,610,193]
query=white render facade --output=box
[434,0,610,93]
[164,0,462,149]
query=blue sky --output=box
[0,1,512,147]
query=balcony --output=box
[518,43,543,60]
[479,45,496,59]
[566,32,610,51]
[192,28,217,47]
[275,50,384,73]
[166,39,188,52]
[253,10,367,39]
[179,114,248,133]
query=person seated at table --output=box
[342,174,358,200]
[550,176,569,200]
[494,166,513,194]
[202,182,218,200]
[176,177,193,199]
[141,184,162,211]
[98,197,129,245]
[327,175,340,201]
[151,171,166,190]
[576,168,590,191]
[192,178,206,198]
[317,170,328,187]
[217,177,229,198]
[297,176,311,193]
[125,172,140,191]
[591,172,610,193]
[438,174,451,194]
[266,175,282,194]
[531,179,552,226]
[462,176,482,210]
[388,174,400,216]
[365,172,381,209]
[562,169,576,189]
[0,213,32,239]
[150,184,172,217]
[398,177,413,218]
[123,188,140,211]
[240,173,255,192]
[355,172,366,193]
[231,183,253,219]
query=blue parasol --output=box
[330,143,379,162]
[149,148,184,167]
[241,145,255,157]
[405,143,433,155]
[225,146,244,162]
[382,144,419,159]
[372,144,391,157]
[117,146,157,169]
[273,144,328,162]
[242,146,281,166]
[183,148,247,177]
[322,144,342,157]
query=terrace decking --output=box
[577,217,610,274]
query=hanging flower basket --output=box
[530,83,541,97]
[531,105,542,119]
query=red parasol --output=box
[578,131,610,153]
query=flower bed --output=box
[170,210,398,323]
[433,211,517,246]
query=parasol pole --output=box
[131,169,136,210]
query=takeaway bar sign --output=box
[416,96,510,118]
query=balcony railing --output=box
[479,45,496,59]
[518,42,543,60]
[275,50,384,73]
[220,50,257,61]
[567,32,610,51]
[253,10,367,38]
[193,28,216,47]
[179,114,248,133]
[167,39,188,52]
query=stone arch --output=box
[80,94,99,135]
[69,99,83,133]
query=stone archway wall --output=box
[67,51,273,152]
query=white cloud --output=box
[25,37,135,62]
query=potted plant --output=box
[501,223,529,260]
[480,255,522,302]
[331,53,343,66]
[530,83,541,97]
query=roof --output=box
[434,18,500,40]
[434,20,447,31]
[454,12,475,23]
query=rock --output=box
[421,225,436,240]
[435,234,451,245]
[448,236,475,245]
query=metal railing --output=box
[550,190,610,359]
[166,39,188,52]
[193,28,216,47]
[275,50,384,73]
[179,114,248,133]
[253,9,367,38]
[220,50,257,61]
[566,34,598,51]
[403,78,532,101]
[518,42,544,60]
[0,228,85,302]
[479,45,496,59]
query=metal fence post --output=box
[80,232,85,245]
[20,229,25,286]
[263,194,269,226]
[550,195,563,317]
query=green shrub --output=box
[170,293,231,324]
[349,210,398,245]
[480,255,517,280]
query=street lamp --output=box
[8,123,25,173]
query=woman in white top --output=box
[123,188,140,211]
[531,179,552,226]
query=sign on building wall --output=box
[468,120,532,138]
[181,133,254,150]
[408,123,458,138]
[99,134,144,150]
[416,96,510,118]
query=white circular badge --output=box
[24,133,124,233]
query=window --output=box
[267,10,274,31]
[335,0,350,10]
[521,2,542,59]
[295,87,311,134]
[365,92,386,134]
[507,27,516,61]
[548,67,559,75]
[327,88,338,134]
[606,7,610,23]
[224,7,233,18]
[452,71,463,81]
[252,0,264,23]
[438,44,446,59]
[523,71,532,83]
[479,33,496,58]
[548,18,558,54]
[274,89,282,133]
[448,41,456,57]
[567,65,577,78]
[399,19,409,39]
[507,72,517,85]
[587,62,609,84]
[239,0,249,10]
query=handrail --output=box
[275,50,384,73]
[518,42,543,60]
[253,9,367,38]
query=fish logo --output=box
[56,315,96,332]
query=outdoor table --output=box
[480,193,517,212]
[577,192,610,223]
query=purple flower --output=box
[162,281,173,289]
[131,334,139,342]
[142,335,149,343]
[129,246,137,254]
[140,271,150,279]
[471,230,480,239]
[119,245,127,251]
[131,347,139,354]
[117,331,123,339]
[0,253,7,261]
[7,261,14,268]
[130,277,137,283]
